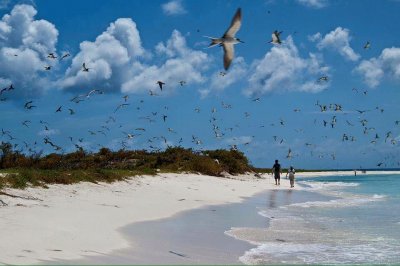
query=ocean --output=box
[227,173,400,264]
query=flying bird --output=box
[317,76,329,82]
[219,71,227,76]
[86,89,103,98]
[7,84,14,91]
[47,53,57,59]
[60,53,70,60]
[114,103,129,113]
[157,81,165,90]
[286,148,293,159]
[363,41,371,49]
[82,63,89,72]
[24,101,35,109]
[205,8,243,70]
[269,30,282,45]
[22,120,31,127]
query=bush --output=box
[190,156,223,176]
[0,142,255,188]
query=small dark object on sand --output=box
[169,251,187,258]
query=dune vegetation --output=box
[0,142,255,189]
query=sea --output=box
[227,172,400,265]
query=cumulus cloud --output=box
[60,18,210,95]
[355,47,400,87]
[59,18,146,92]
[0,4,59,97]
[310,27,360,61]
[162,0,187,16]
[296,0,328,8]
[198,57,248,99]
[121,30,210,94]
[244,36,329,96]
[209,57,247,92]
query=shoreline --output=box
[1,171,399,264]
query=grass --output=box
[0,168,148,189]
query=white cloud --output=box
[60,18,210,95]
[296,0,328,8]
[0,4,59,97]
[355,47,400,87]
[121,30,210,94]
[311,27,360,61]
[162,0,187,16]
[198,88,210,99]
[209,57,247,92]
[59,18,146,92]
[244,36,329,96]
[196,57,248,98]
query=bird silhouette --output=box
[82,63,90,72]
[205,8,243,70]
[156,81,165,91]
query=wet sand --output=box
[48,187,332,264]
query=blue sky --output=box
[0,0,399,169]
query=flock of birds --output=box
[0,7,399,169]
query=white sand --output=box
[0,170,399,264]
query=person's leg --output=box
[274,177,277,185]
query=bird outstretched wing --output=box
[223,43,234,70]
[223,8,242,38]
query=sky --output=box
[0,0,399,169]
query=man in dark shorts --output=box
[272,159,282,185]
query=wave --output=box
[299,181,360,190]
[282,194,386,209]
[239,241,400,265]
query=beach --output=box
[1,170,400,264]
[0,172,281,264]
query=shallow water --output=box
[231,174,400,265]
[47,187,330,265]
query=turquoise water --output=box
[300,174,400,241]
[232,173,400,264]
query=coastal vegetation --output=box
[0,142,254,189]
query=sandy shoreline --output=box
[1,170,399,264]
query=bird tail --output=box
[203,36,221,48]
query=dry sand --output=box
[0,170,399,264]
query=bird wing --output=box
[223,43,234,70]
[223,8,242,38]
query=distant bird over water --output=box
[205,8,243,70]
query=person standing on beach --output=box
[286,166,296,188]
[272,160,282,185]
